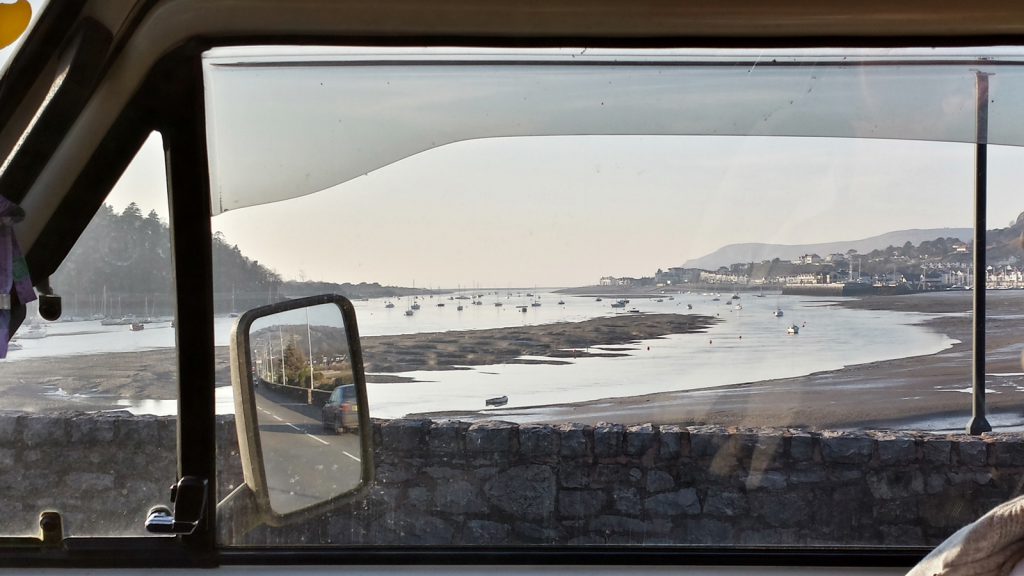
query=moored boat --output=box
[485,395,508,407]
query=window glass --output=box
[207,48,1023,548]
[0,132,178,537]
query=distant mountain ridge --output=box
[682,228,973,270]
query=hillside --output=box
[682,228,973,270]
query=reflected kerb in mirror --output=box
[232,294,371,520]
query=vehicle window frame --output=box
[3,15,1015,570]
[1,48,218,568]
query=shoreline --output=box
[3,290,1021,432]
[416,291,1022,431]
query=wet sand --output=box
[359,313,716,374]
[429,291,1024,431]
[3,291,1022,431]
[0,313,716,412]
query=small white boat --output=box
[734,304,742,310]
[411,302,420,310]
[457,305,464,311]
[627,308,640,313]
[130,322,145,332]
[404,309,414,316]
[494,302,503,307]
[385,301,395,309]
[557,300,565,305]
[485,395,509,407]
[787,325,799,335]
[773,308,784,317]
[686,304,693,310]
[437,302,445,307]
[610,301,626,308]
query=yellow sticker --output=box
[0,0,31,50]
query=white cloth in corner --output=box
[908,494,1024,576]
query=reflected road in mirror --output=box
[254,383,361,515]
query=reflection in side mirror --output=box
[227,294,372,524]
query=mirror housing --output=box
[223,294,373,528]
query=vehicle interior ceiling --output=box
[7,0,1024,294]
[2,0,1024,572]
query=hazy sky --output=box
[3,18,1022,287]
[105,131,1022,288]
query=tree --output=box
[283,340,307,385]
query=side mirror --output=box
[222,294,372,527]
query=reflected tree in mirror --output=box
[248,303,361,515]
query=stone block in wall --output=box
[956,438,988,467]
[434,478,487,515]
[465,519,511,544]
[879,524,927,547]
[920,487,979,531]
[873,497,920,524]
[657,425,686,460]
[406,485,432,511]
[644,488,700,516]
[703,488,749,517]
[745,470,787,491]
[519,424,559,458]
[484,464,556,520]
[625,424,657,457]
[428,420,469,454]
[381,419,429,453]
[750,432,784,471]
[680,518,735,544]
[922,438,952,466]
[513,521,563,543]
[69,414,116,444]
[612,487,641,516]
[558,423,591,459]
[821,432,873,464]
[749,491,811,528]
[876,434,917,466]
[558,464,591,489]
[558,489,606,517]
[788,432,815,462]
[788,467,826,485]
[589,514,657,537]
[925,473,947,495]
[22,413,68,446]
[689,426,727,459]
[866,469,924,500]
[987,435,1024,467]
[466,421,517,454]
[593,423,625,458]
[645,470,674,493]
[591,464,638,489]
[388,514,456,545]
[0,412,21,446]
[376,461,419,484]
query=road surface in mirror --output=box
[254,384,361,515]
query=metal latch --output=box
[145,476,208,535]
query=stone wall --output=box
[2,411,1022,547]
[0,411,242,538]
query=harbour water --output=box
[3,291,957,418]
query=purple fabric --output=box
[0,196,35,358]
